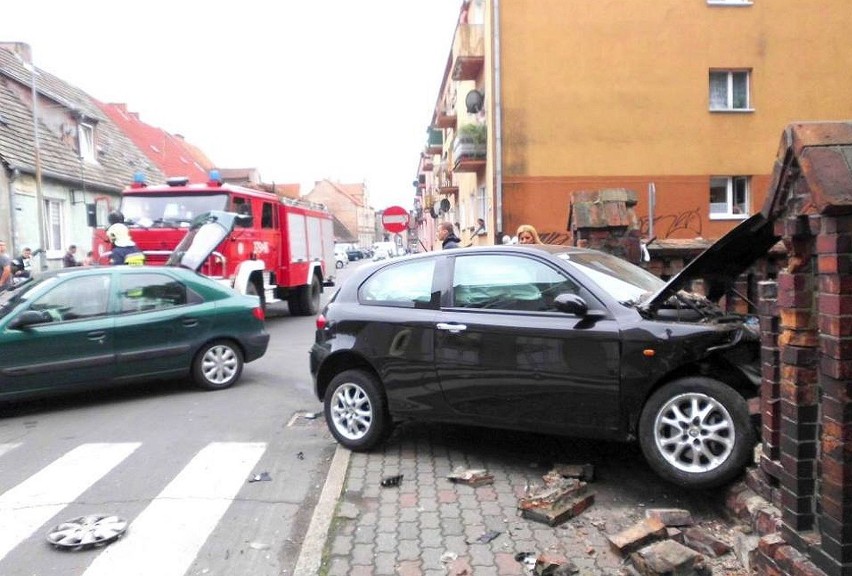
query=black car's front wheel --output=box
[324,369,391,451]
[638,376,754,489]
[192,340,244,390]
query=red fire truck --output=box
[90,171,336,316]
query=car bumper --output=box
[244,332,271,362]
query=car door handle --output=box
[182,318,199,327]
[87,330,107,342]
[436,323,467,333]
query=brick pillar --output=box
[774,219,820,541]
[813,214,852,575]
[758,279,782,500]
[569,189,641,263]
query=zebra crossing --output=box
[0,441,268,576]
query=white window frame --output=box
[43,198,66,255]
[78,122,96,162]
[709,70,752,112]
[709,176,750,220]
[707,0,752,5]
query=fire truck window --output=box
[231,197,252,227]
[261,203,274,228]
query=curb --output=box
[293,444,349,576]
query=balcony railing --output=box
[452,24,484,81]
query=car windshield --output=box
[0,276,59,320]
[556,250,666,305]
[121,193,229,228]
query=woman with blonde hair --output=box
[516,224,543,244]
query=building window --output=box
[710,176,750,219]
[44,198,65,252]
[78,122,96,162]
[709,70,751,111]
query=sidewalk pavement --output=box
[297,422,752,576]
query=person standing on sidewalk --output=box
[63,245,81,267]
[0,241,12,290]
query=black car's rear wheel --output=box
[192,340,244,390]
[639,376,754,489]
[323,369,391,451]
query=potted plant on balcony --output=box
[453,123,486,162]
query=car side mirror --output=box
[553,293,606,319]
[8,310,51,329]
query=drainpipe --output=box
[492,0,504,236]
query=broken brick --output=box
[447,466,494,487]
[607,517,668,556]
[645,508,694,527]
[630,539,707,576]
[681,526,732,558]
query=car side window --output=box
[359,259,437,308]
[119,273,190,314]
[452,254,580,312]
[29,275,111,322]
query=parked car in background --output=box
[334,250,348,269]
[311,216,779,489]
[0,211,269,404]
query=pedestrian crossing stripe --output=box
[0,443,141,561]
[83,442,266,576]
[0,441,268,575]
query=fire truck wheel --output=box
[289,275,321,316]
[192,340,244,390]
[246,278,266,312]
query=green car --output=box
[0,212,269,402]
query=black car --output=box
[310,216,777,488]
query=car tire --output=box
[191,339,244,390]
[323,369,391,451]
[336,260,344,269]
[638,376,754,489]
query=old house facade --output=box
[417,0,852,249]
[0,43,163,266]
[304,179,376,247]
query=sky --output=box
[1,0,461,210]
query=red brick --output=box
[778,272,814,291]
[821,376,852,403]
[778,288,816,308]
[816,233,852,254]
[821,355,852,379]
[818,314,852,337]
[821,395,852,421]
[780,345,819,366]
[780,381,819,405]
[821,214,852,234]
[818,254,852,275]
[607,517,667,555]
[780,400,819,423]
[819,273,852,294]
[821,334,852,360]
[820,293,852,315]
[779,329,820,347]
[780,309,817,330]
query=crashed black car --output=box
[310,216,776,488]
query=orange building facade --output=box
[418,0,852,247]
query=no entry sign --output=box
[381,205,410,234]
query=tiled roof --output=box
[96,102,210,181]
[0,46,163,190]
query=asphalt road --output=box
[0,269,349,576]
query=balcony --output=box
[452,123,486,172]
[451,24,484,81]
[424,127,443,155]
[435,105,457,129]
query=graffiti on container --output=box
[639,208,702,239]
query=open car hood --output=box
[166,211,240,271]
[641,213,781,312]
